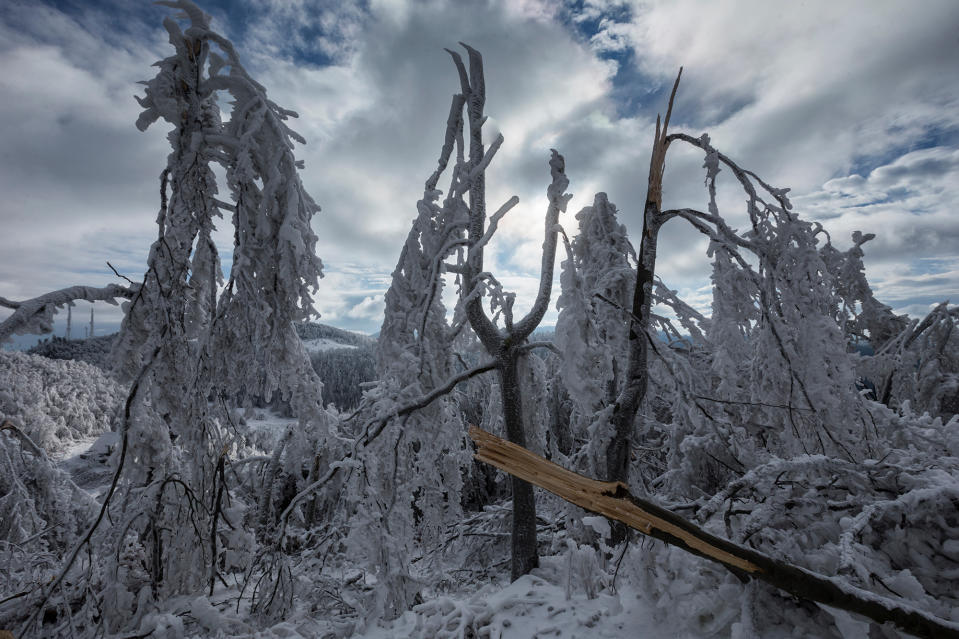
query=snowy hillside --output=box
[27,334,119,369]
[301,336,357,352]
[0,351,123,453]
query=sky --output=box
[1,0,957,341]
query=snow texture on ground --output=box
[357,571,670,639]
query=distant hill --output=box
[295,322,376,410]
[27,334,118,370]
[25,324,377,410]
[295,321,376,349]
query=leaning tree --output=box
[12,1,333,634]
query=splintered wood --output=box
[468,424,759,573]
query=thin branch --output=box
[106,262,137,286]
[277,359,498,532]
[518,341,560,356]
[469,195,519,259]
[693,395,814,413]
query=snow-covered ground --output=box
[52,430,117,498]
[135,561,676,639]
[50,434,102,463]
[357,570,668,639]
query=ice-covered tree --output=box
[480,71,959,638]
[13,2,330,634]
[442,45,571,579]
[555,192,634,476]
[339,119,476,619]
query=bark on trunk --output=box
[604,68,681,502]
[498,352,539,579]
[606,201,660,486]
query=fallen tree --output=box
[468,424,959,639]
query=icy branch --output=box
[277,359,498,532]
[0,283,137,343]
[513,150,571,339]
[468,195,519,260]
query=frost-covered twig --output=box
[0,420,46,458]
[277,359,498,533]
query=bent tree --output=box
[600,72,882,498]
[15,2,331,633]
[111,0,330,616]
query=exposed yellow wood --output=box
[468,425,760,574]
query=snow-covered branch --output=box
[278,359,498,531]
[0,283,136,343]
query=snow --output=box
[301,337,358,353]
[357,569,669,639]
[240,409,300,451]
[53,430,118,497]
[2,2,958,638]
[50,434,101,463]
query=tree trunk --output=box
[499,350,539,579]
[604,69,681,502]
[606,202,660,487]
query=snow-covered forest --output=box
[1,2,958,637]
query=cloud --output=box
[223,0,618,331]
[345,294,386,320]
[0,2,169,307]
[1,0,957,340]
[793,147,959,313]
[596,0,959,187]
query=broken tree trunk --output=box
[468,425,959,639]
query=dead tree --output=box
[604,71,682,494]
[606,69,870,500]
[446,45,572,579]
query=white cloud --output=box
[1,0,957,340]
[345,294,386,320]
[0,3,169,307]
[602,0,959,188]
[793,147,959,312]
